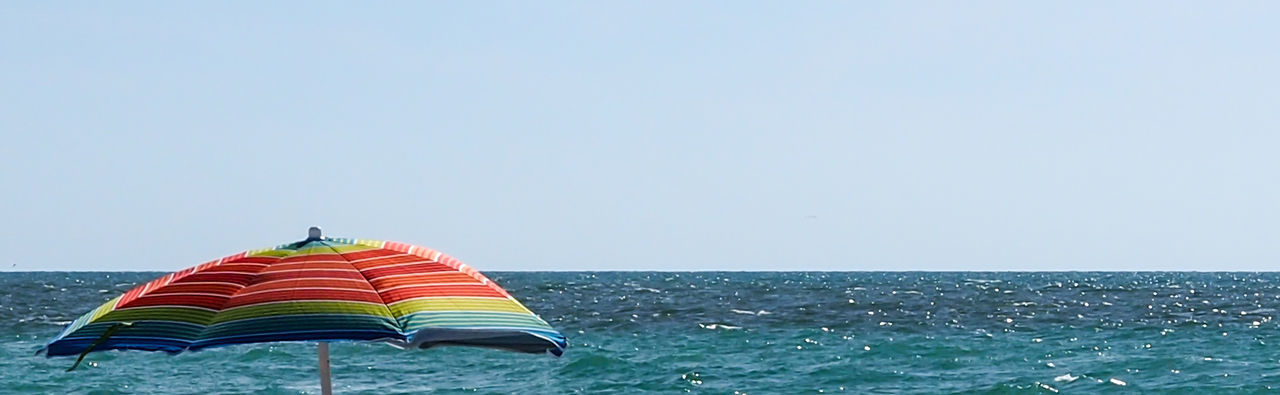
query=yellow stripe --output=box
[91,296,123,322]
[212,301,395,324]
[244,243,381,258]
[388,297,533,317]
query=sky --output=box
[1,2,1278,271]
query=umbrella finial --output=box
[308,226,323,240]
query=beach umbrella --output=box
[40,227,567,394]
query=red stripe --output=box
[106,242,519,314]
[123,294,229,310]
[362,262,455,280]
[229,256,277,264]
[117,284,148,307]
[252,269,366,284]
[200,264,269,273]
[339,249,400,261]
[349,254,430,271]
[368,272,481,290]
[259,262,354,272]
[223,289,383,308]
[279,253,344,264]
[379,284,506,302]
[240,278,375,293]
[146,283,242,296]
[176,272,256,285]
[382,241,409,253]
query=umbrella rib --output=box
[189,252,285,346]
[317,241,405,337]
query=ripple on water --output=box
[11,272,1280,392]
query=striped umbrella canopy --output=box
[41,227,566,392]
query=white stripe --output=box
[188,271,259,276]
[234,286,378,298]
[399,310,543,318]
[407,326,558,334]
[241,277,368,289]
[355,259,439,273]
[84,319,206,328]
[256,267,362,275]
[140,292,231,298]
[58,335,196,342]
[207,312,395,327]
[255,252,424,266]
[218,262,270,267]
[194,328,398,345]
[221,298,387,311]
[377,282,488,293]
[387,295,511,306]
[116,304,219,312]
[349,253,421,264]
[163,281,245,288]
[265,260,350,267]
[366,271,467,283]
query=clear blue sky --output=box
[2,2,1277,271]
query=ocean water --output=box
[4,272,1280,394]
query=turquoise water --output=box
[5,272,1280,393]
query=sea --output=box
[4,272,1280,394]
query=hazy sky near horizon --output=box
[2,2,1278,271]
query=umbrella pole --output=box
[319,342,332,395]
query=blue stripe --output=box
[189,329,403,350]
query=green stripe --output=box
[400,312,551,331]
[64,321,205,341]
[404,317,550,328]
[251,243,379,256]
[98,307,218,326]
[201,314,399,339]
[389,298,530,317]
[213,301,393,324]
[60,296,123,337]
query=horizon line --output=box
[5,269,1280,273]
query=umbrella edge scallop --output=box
[41,237,568,358]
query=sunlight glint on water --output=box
[4,272,1280,393]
